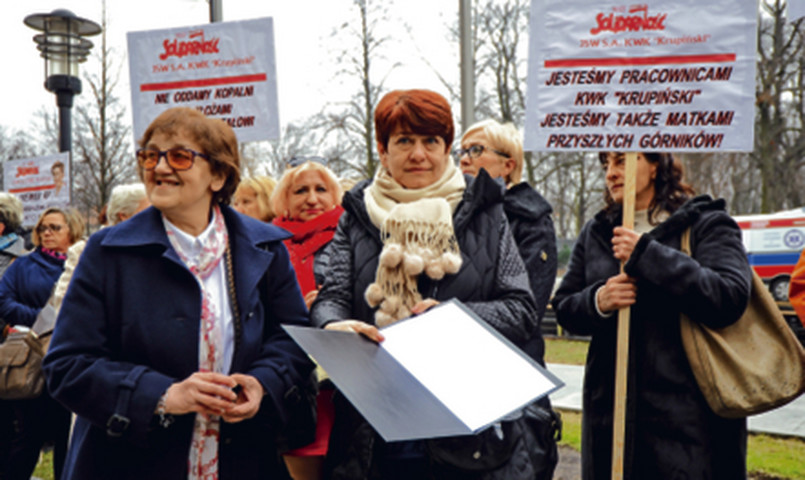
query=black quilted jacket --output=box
[310,170,539,479]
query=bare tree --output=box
[322,0,396,180]
[753,0,805,212]
[71,1,137,222]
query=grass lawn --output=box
[547,336,805,479]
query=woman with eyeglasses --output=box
[310,90,539,479]
[43,107,315,480]
[268,159,343,480]
[0,206,84,480]
[458,119,560,479]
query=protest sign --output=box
[4,153,71,227]
[524,0,757,152]
[128,17,280,143]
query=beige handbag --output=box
[679,227,805,418]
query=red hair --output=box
[374,90,454,153]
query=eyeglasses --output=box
[136,148,210,171]
[453,145,510,161]
[287,156,328,168]
[36,224,65,234]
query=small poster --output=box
[4,153,71,227]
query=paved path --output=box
[548,363,805,438]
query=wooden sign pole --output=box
[611,152,637,480]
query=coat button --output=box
[473,450,481,460]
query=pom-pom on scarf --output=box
[363,161,465,326]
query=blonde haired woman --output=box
[0,207,85,480]
[271,158,344,480]
[233,175,277,222]
[459,118,559,477]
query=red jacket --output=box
[789,249,805,327]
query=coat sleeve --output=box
[624,211,751,329]
[463,217,539,344]
[789,249,805,328]
[245,240,315,427]
[43,235,175,447]
[309,214,356,328]
[514,212,558,323]
[551,222,610,336]
[0,258,40,327]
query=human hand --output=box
[611,226,642,262]
[221,373,264,423]
[324,320,385,343]
[596,273,637,313]
[163,372,238,417]
[304,290,319,310]
[411,298,439,315]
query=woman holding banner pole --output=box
[552,151,751,479]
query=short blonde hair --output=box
[235,175,278,222]
[0,193,23,233]
[271,161,343,220]
[32,207,85,247]
[107,183,148,225]
[461,119,524,185]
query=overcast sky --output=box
[2,0,458,136]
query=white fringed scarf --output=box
[363,162,466,326]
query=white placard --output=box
[524,0,758,152]
[3,153,71,227]
[381,301,559,431]
[127,17,280,144]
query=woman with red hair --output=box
[310,90,540,479]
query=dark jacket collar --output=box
[504,182,553,220]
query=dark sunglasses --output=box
[453,145,510,161]
[36,223,65,234]
[287,156,328,168]
[136,147,210,171]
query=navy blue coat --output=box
[0,247,64,326]
[43,206,314,480]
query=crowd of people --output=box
[0,88,759,480]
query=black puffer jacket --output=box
[311,171,539,479]
[552,196,751,480]
[504,183,557,366]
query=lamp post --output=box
[24,9,101,155]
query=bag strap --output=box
[680,227,692,256]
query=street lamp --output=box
[24,9,101,154]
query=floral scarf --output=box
[165,205,228,480]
